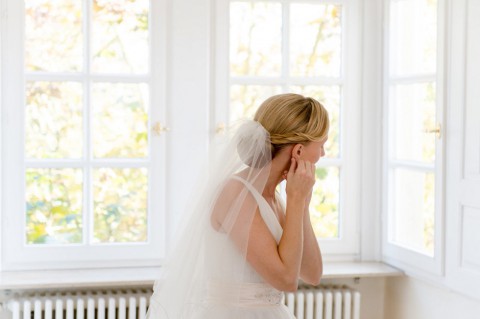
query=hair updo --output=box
[236,120,271,168]
[253,93,329,158]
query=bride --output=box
[146,93,329,318]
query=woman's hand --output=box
[305,188,313,210]
[285,158,316,201]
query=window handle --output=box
[424,123,442,139]
[216,122,226,134]
[152,122,170,136]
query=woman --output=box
[146,93,329,319]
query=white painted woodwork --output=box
[382,0,445,276]
[445,0,480,300]
[0,0,168,269]
[0,262,402,290]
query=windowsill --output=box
[0,261,403,291]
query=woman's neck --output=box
[263,156,289,197]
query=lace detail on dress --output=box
[253,288,283,304]
[206,281,284,306]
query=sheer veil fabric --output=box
[146,121,295,319]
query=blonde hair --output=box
[254,93,329,157]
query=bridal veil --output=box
[146,120,275,319]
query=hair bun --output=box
[236,121,272,168]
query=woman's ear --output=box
[291,143,303,159]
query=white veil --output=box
[146,120,273,319]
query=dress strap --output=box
[231,176,283,243]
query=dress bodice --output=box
[205,176,284,284]
[230,175,284,244]
[231,175,285,283]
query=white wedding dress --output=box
[193,175,296,319]
[146,121,296,319]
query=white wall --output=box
[166,0,211,245]
[384,277,480,319]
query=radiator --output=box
[5,288,152,319]
[285,286,361,319]
[5,285,360,319]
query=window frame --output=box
[445,0,480,300]
[0,0,168,270]
[0,0,4,273]
[381,0,446,276]
[214,0,363,258]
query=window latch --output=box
[424,123,442,139]
[216,122,226,134]
[152,122,170,136]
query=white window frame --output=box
[0,0,168,270]
[213,0,362,259]
[381,0,446,276]
[445,0,480,300]
[0,0,4,272]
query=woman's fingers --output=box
[290,157,296,172]
[286,159,317,200]
[287,157,296,179]
[296,159,306,173]
[299,161,314,176]
[309,162,315,176]
[292,159,314,184]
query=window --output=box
[214,0,362,256]
[383,0,445,274]
[1,0,167,270]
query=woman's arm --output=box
[245,158,313,292]
[230,158,315,292]
[299,198,323,285]
[245,195,305,292]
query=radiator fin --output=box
[7,289,152,319]
[7,286,360,319]
[285,286,361,319]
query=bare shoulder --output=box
[210,176,254,231]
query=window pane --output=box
[92,83,149,158]
[290,85,340,158]
[25,0,83,72]
[389,168,434,255]
[290,4,342,77]
[92,0,149,74]
[93,168,148,243]
[311,166,339,238]
[26,168,83,245]
[230,2,282,76]
[25,81,83,159]
[390,82,436,163]
[390,0,437,76]
[230,85,282,122]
